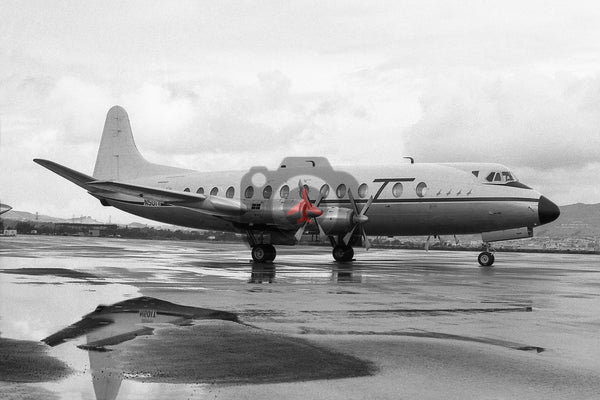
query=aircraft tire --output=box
[252,244,276,263]
[333,245,354,262]
[478,251,495,267]
[265,244,276,262]
[252,245,267,263]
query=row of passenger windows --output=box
[182,182,429,199]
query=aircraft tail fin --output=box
[93,106,190,181]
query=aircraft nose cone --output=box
[538,196,560,225]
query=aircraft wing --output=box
[42,317,114,346]
[35,158,247,218]
[88,181,248,217]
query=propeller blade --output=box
[314,218,327,241]
[295,222,307,242]
[425,235,431,252]
[343,225,357,246]
[361,195,374,216]
[314,192,324,207]
[360,226,371,250]
[347,189,360,214]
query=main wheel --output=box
[332,245,354,262]
[252,244,276,263]
[264,244,276,262]
[478,251,495,267]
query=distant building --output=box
[2,229,17,236]
[53,223,117,237]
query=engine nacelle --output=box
[318,207,355,235]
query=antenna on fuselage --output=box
[403,157,415,164]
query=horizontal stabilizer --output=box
[88,181,247,216]
[33,159,95,190]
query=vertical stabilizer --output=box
[93,106,191,181]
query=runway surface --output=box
[1,236,599,399]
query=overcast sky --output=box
[2,1,600,223]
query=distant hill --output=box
[2,210,101,224]
[536,203,600,238]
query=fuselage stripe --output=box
[319,197,539,204]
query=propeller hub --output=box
[353,214,369,224]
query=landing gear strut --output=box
[251,244,276,263]
[332,244,354,262]
[478,243,495,267]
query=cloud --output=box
[403,70,600,170]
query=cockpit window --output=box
[486,170,517,183]
[501,171,514,182]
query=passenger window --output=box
[336,184,347,198]
[196,187,204,194]
[210,187,218,196]
[392,182,403,198]
[320,184,330,199]
[416,182,428,197]
[280,185,289,199]
[263,185,273,199]
[358,183,368,198]
[245,186,254,199]
[184,188,190,192]
[226,186,235,198]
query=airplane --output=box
[34,106,560,266]
[0,203,12,215]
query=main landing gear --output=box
[332,244,354,262]
[251,244,276,263]
[478,243,495,267]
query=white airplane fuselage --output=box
[35,106,560,265]
[108,162,544,238]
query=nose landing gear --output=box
[478,251,495,267]
[478,243,495,267]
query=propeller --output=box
[342,189,374,250]
[290,181,325,242]
[425,235,444,251]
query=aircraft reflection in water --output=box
[248,264,360,283]
[43,296,372,400]
[35,106,560,267]
[249,263,276,283]
[43,297,239,400]
[332,265,361,283]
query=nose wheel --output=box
[478,251,495,267]
[252,244,276,263]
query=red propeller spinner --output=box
[287,187,323,224]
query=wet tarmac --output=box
[1,236,599,399]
